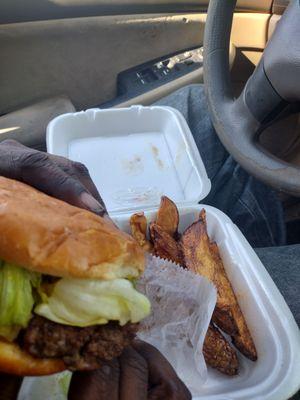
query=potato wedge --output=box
[130,213,153,253]
[203,324,238,376]
[156,196,179,238]
[180,210,238,336]
[181,209,257,361]
[210,242,257,361]
[149,222,183,266]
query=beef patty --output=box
[22,316,137,370]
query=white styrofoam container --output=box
[47,106,211,215]
[47,106,300,400]
[115,205,300,400]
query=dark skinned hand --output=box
[0,139,107,217]
[0,140,191,400]
[68,340,191,400]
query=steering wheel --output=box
[203,0,300,196]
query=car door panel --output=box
[0,14,207,114]
[0,0,275,115]
[0,0,272,25]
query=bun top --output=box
[0,177,145,279]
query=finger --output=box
[132,340,178,384]
[0,138,26,149]
[72,165,108,218]
[23,165,103,215]
[68,359,120,400]
[71,162,106,209]
[132,340,191,400]
[48,155,107,215]
[119,347,148,400]
[18,151,105,215]
[0,139,29,179]
[0,141,106,216]
[0,373,23,400]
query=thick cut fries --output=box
[180,211,238,336]
[181,210,257,361]
[156,196,179,238]
[130,213,153,252]
[210,242,257,361]
[149,213,238,376]
[203,324,238,376]
[130,198,246,374]
[149,222,183,266]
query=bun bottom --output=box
[0,340,65,376]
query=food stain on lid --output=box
[122,155,144,175]
[150,144,164,170]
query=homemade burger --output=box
[0,177,150,376]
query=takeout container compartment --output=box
[47,106,300,400]
[47,106,210,215]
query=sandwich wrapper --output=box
[137,255,217,394]
[18,255,217,400]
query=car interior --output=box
[0,0,300,243]
[1,0,299,245]
[0,1,300,399]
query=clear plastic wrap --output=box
[137,255,217,394]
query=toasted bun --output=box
[0,339,65,376]
[0,177,145,279]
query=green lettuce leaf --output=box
[35,278,150,327]
[0,262,40,340]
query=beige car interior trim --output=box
[0,96,75,149]
[231,13,270,49]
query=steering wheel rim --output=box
[203,0,300,196]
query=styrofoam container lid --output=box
[46,106,211,215]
